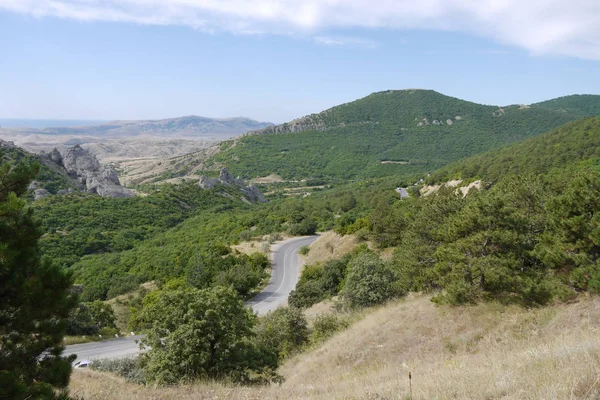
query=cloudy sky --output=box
[1,0,599,122]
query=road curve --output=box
[63,335,143,362]
[64,235,319,362]
[246,235,319,315]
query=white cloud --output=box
[1,0,599,59]
[314,35,378,48]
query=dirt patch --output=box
[250,174,284,184]
[380,161,409,165]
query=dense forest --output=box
[428,116,600,183]
[291,116,600,308]
[208,91,600,181]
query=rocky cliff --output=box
[245,114,328,136]
[43,145,134,198]
[198,168,267,203]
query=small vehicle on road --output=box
[73,360,90,368]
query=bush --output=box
[289,258,349,309]
[254,307,309,359]
[288,218,318,236]
[299,245,310,256]
[90,357,146,385]
[310,313,350,344]
[340,253,398,308]
[137,285,277,385]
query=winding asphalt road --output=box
[63,235,319,362]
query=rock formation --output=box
[0,139,17,149]
[45,145,134,198]
[34,188,51,201]
[198,168,267,203]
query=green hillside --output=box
[532,94,600,116]
[428,116,600,183]
[209,90,600,182]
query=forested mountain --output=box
[291,115,600,310]
[428,116,600,183]
[209,90,600,181]
[532,94,600,116]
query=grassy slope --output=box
[210,90,600,181]
[70,295,600,399]
[428,116,600,183]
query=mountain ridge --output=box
[245,90,600,137]
[209,90,600,181]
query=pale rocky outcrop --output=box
[34,188,51,201]
[0,139,17,149]
[198,167,267,203]
[47,144,134,198]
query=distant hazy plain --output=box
[0,119,107,129]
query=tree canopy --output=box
[0,156,76,400]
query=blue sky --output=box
[0,1,599,123]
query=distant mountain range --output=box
[1,116,274,140]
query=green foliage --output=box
[254,307,309,360]
[532,94,600,116]
[137,285,277,385]
[298,245,310,255]
[66,303,97,335]
[340,252,398,308]
[429,117,600,183]
[287,218,318,236]
[90,358,146,385]
[0,145,76,195]
[212,90,595,182]
[289,257,348,308]
[35,183,240,267]
[310,313,350,344]
[433,175,552,305]
[86,301,117,330]
[0,156,77,400]
[535,168,600,293]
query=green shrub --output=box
[90,357,146,385]
[340,253,398,308]
[310,313,350,344]
[254,307,309,360]
[299,245,310,255]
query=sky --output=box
[0,0,599,123]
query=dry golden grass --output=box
[304,231,360,266]
[71,294,600,400]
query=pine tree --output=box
[0,157,77,399]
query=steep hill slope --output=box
[209,90,600,182]
[428,116,600,183]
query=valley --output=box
[3,90,600,400]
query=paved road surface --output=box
[63,335,144,362]
[246,235,318,315]
[65,235,319,362]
